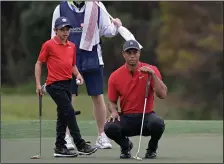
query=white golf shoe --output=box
[65,135,75,150]
[95,133,112,149]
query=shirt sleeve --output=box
[38,42,49,63]
[108,75,119,102]
[51,5,60,38]
[98,2,119,37]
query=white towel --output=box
[79,1,100,51]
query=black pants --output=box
[46,80,85,149]
[104,112,165,151]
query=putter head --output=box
[31,155,40,159]
[133,155,142,161]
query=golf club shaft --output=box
[136,98,147,155]
[40,115,42,157]
[94,1,114,20]
[135,75,151,155]
[39,94,42,157]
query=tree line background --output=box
[1,1,223,120]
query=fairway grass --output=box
[1,94,175,121]
[1,94,100,121]
[1,120,223,139]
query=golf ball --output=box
[42,83,46,93]
[76,79,81,85]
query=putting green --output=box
[1,134,223,163]
[1,120,222,139]
[1,120,223,163]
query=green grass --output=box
[1,94,177,122]
[1,94,106,121]
[2,134,223,163]
[1,120,223,139]
[1,79,48,94]
[1,94,223,139]
[1,94,223,163]
[1,79,108,94]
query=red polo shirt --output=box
[108,62,162,114]
[38,36,76,85]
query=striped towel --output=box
[79,1,100,51]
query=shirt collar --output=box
[125,62,142,75]
[53,36,70,46]
[67,1,86,12]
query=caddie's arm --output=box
[98,2,121,37]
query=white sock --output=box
[99,132,105,136]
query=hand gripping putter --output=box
[133,75,151,161]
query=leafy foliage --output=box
[1,1,223,119]
[157,2,223,119]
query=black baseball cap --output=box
[54,17,72,29]
[123,40,140,51]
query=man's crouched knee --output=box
[104,121,121,139]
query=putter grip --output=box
[39,95,42,117]
[145,75,151,98]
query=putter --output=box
[133,75,151,161]
[31,93,42,159]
